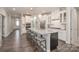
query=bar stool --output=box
[40,39,46,51]
[39,35,47,51]
[32,33,40,51]
[35,35,47,52]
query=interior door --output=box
[0,15,2,47]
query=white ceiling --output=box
[2,7,65,17]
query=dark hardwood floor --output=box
[0,29,79,52]
[0,30,37,52]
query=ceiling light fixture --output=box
[13,8,16,11]
[38,14,42,18]
[30,8,33,11]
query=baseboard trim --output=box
[3,29,16,39]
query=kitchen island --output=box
[27,28,58,52]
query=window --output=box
[16,19,19,26]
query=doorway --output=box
[15,18,20,30]
[15,17,21,36]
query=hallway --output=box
[0,30,36,52]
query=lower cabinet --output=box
[50,32,58,50]
[58,30,66,41]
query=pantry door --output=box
[0,15,2,47]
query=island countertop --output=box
[28,28,59,34]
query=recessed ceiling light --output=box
[13,8,16,11]
[38,14,42,18]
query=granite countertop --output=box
[28,28,59,34]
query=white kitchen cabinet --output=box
[58,30,66,41]
[59,10,66,23]
[51,10,60,20]
[0,15,2,47]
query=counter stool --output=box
[35,35,47,52]
[40,39,46,51]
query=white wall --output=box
[71,8,77,44]
[66,7,78,45]
[66,8,71,44]
[0,15,2,47]
[0,8,16,38]
[21,16,26,34]
[77,10,79,37]
[71,8,79,46]
[51,9,60,19]
[11,17,16,29]
[0,8,8,37]
[6,14,16,37]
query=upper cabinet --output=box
[59,10,66,24]
[51,10,60,20]
[48,9,67,30]
[51,9,67,24]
